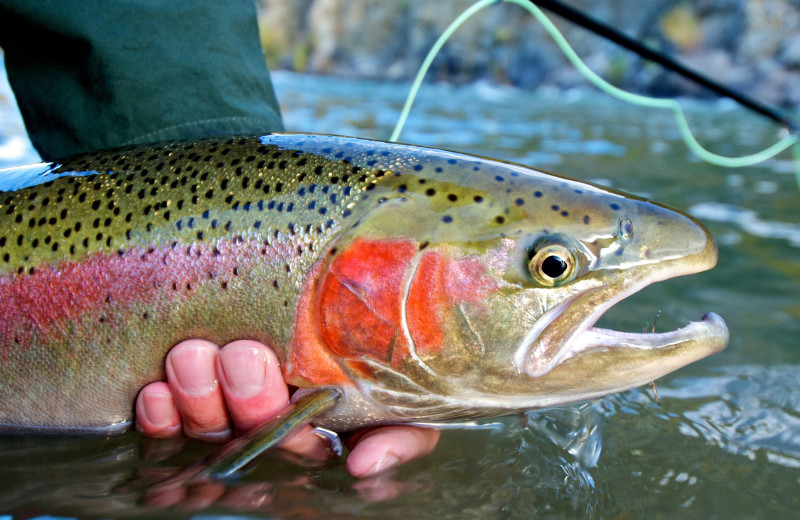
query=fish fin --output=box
[309,427,343,456]
[132,388,342,490]
[199,387,342,480]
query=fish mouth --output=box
[576,311,728,363]
[518,267,729,380]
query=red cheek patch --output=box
[406,252,499,356]
[288,237,499,386]
[319,238,417,363]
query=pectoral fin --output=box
[130,388,342,491]
[200,387,342,480]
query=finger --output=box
[346,426,440,478]
[166,339,232,442]
[216,340,289,432]
[217,340,334,460]
[135,381,182,438]
[279,424,339,461]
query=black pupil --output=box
[541,255,568,279]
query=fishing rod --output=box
[533,0,800,134]
[393,0,798,182]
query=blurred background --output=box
[256,0,800,107]
[1,1,799,519]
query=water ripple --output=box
[663,365,800,468]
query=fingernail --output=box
[219,344,267,398]
[142,389,176,428]
[362,454,401,477]
[168,345,218,396]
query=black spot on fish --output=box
[583,215,591,224]
[534,191,543,198]
[426,188,436,197]
[551,205,559,211]
[495,216,505,224]
[442,215,453,223]
[561,210,569,217]
[448,194,458,202]
[515,198,524,206]
[610,203,621,210]
[413,164,423,172]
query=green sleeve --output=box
[0,0,284,161]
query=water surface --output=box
[1,69,799,519]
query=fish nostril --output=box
[618,218,634,240]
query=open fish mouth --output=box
[517,272,729,379]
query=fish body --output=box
[0,134,728,434]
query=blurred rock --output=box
[256,0,800,107]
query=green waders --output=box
[0,0,284,160]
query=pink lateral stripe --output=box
[0,236,293,350]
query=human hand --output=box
[135,339,440,478]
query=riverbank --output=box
[257,0,800,107]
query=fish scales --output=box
[0,134,500,431]
[0,133,728,434]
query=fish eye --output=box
[527,242,577,286]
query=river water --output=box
[1,68,799,519]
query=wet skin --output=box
[136,339,439,478]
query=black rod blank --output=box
[532,0,798,132]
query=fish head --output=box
[289,142,728,421]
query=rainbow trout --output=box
[0,134,728,441]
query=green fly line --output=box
[390,0,800,186]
